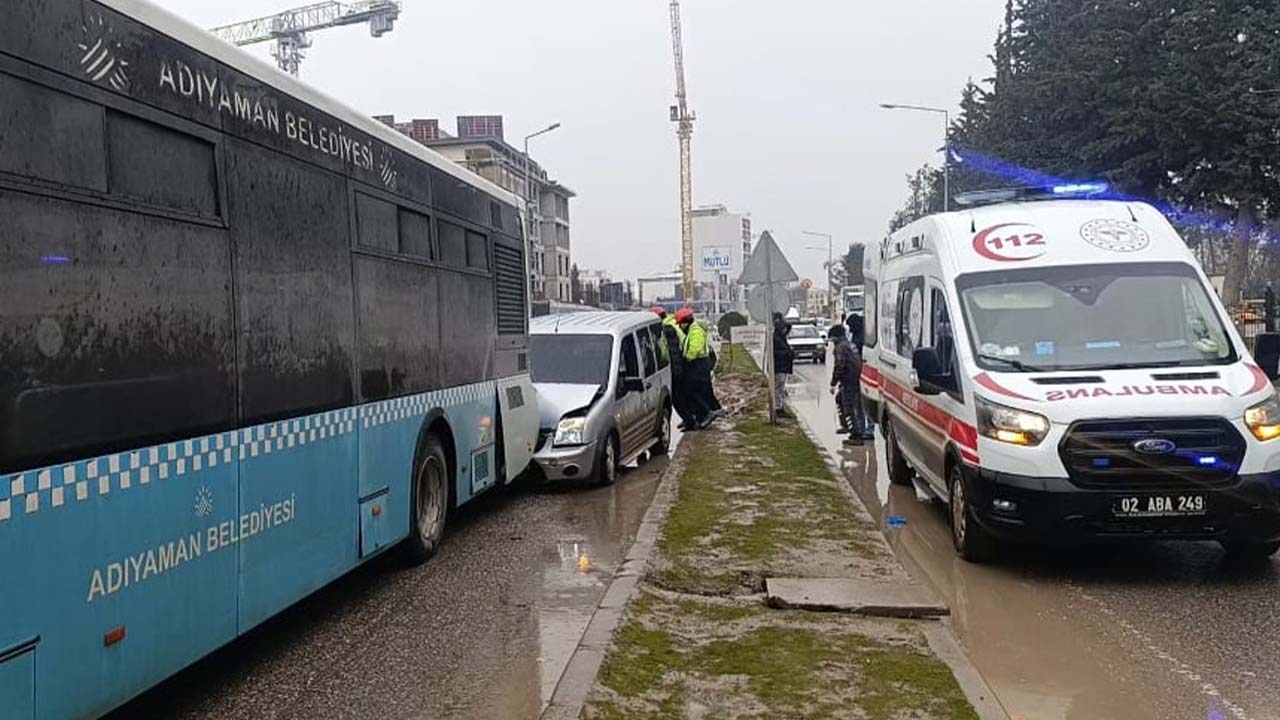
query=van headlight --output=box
[976,396,1049,446]
[1244,395,1280,442]
[554,417,587,446]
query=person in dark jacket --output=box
[828,324,863,443]
[771,313,795,415]
[653,307,694,431]
[846,313,873,439]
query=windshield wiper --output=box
[977,354,1047,373]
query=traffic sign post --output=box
[739,231,796,425]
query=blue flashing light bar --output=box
[1092,458,1112,469]
[1051,182,1109,195]
[1197,455,1217,466]
[954,181,1111,207]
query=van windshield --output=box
[956,262,1235,372]
[530,334,613,386]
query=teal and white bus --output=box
[0,1,539,717]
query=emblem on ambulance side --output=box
[1080,219,1149,252]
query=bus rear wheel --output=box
[402,434,449,565]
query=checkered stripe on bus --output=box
[0,380,496,524]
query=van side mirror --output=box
[1255,333,1280,381]
[911,347,951,395]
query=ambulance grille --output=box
[1059,417,1245,491]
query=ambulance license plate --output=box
[1112,495,1206,518]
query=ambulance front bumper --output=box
[964,467,1280,544]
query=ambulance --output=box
[861,184,1280,562]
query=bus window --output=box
[0,72,106,192]
[105,111,218,218]
[227,139,356,424]
[438,219,468,267]
[356,192,398,253]
[355,257,440,401]
[466,229,489,271]
[398,207,432,259]
[0,192,236,472]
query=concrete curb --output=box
[789,404,1011,720]
[540,440,690,720]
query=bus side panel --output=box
[0,437,239,720]
[235,413,359,633]
[440,384,500,506]
[357,380,499,543]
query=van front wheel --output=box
[949,463,997,563]
[885,419,912,486]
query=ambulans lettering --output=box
[1044,385,1231,401]
[85,494,296,603]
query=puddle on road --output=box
[527,436,680,713]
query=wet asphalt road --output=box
[106,445,674,720]
[790,363,1280,720]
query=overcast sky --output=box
[162,0,1003,289]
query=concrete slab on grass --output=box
[765,577,949,618]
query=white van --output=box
[863,186,1280,562]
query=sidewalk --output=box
[576,347,985,719]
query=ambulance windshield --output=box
[957,262,1235,372]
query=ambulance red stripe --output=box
[879,374,981,464]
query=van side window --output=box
[896,277,924,357]
[648,324,670,369]
[638,327,658,377]
[621,334,640,378]
[863,279,878,348]
[879,278,899,352]
[929,286,956,377]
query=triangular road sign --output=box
[738,230,798,285]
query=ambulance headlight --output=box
[554,416,587,446]
[1244,394,1280,442]
[976,396,1049,447]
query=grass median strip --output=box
[652,348,890,596]
[583,346,978,718]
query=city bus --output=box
[0,1,539,717]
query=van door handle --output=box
[881,358,898,369]
[645,381,653,390]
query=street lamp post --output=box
[802,230,834,319]
[523,122,561,301]
[880,103,950,212]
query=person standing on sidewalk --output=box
[677,308,720,428]
[846,312,873,439]
[828,324,863,444]
[654,307,695,431]
[771,313,795,417]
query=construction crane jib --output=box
[209,1,401,77]
[668,0,696,304]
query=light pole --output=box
[523,122,561,301]
[880,103,950,212]
[802,230,834,319]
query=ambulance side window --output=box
[863,280,878,349]
[896,277,925,357]
[879,279,899,354]
[929,286,956,378]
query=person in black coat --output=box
[771,313,795,413]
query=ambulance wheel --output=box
[885,418,913,486]
[949,462,996,563]
[402,435,449,565]
[1219,539,1280,561]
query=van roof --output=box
[529,311,659,336]
[885,199,1198,278]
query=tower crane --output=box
[209,1,402,77]
[669,0,696,303]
